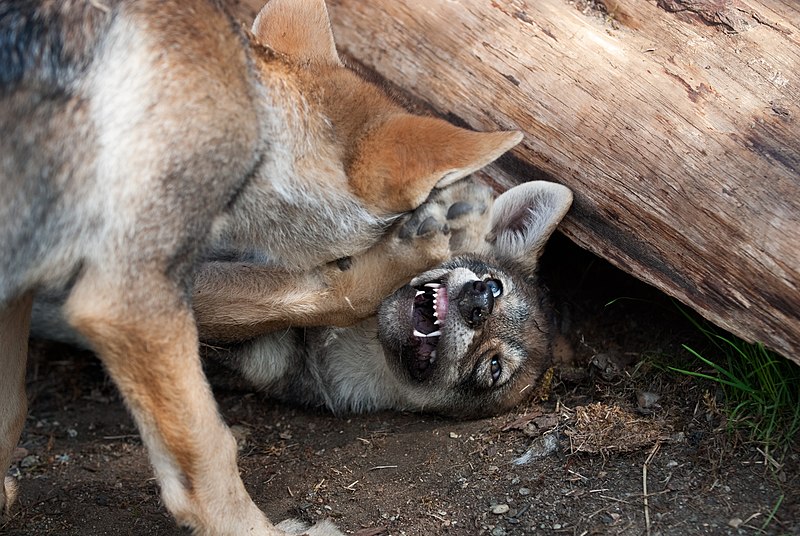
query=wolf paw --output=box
[2,476,18,518]
[276,518,344,535]
[397,178,493,256]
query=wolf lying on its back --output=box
[0,0,521,534]
[198,180,573,419]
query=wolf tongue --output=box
[418,340,436,355]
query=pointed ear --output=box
[486,182,573,273]
[251,0,342,66]
[348,114,523,214]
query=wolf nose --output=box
[457,280,495,327]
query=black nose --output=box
[457,280,495,327]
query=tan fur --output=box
[252,0,341,66]
[199,180,574,419]
[194,212,453,341]
[4,1,522,533]
[349,117,522,213]
[0,293,32,517]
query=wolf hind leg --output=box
[312,177,496,326]
[0,292,33,518]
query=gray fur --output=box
[220,182,573,418]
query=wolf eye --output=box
[486,279,503,298]
[490,355,502,383]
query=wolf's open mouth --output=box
[409,281,448,378]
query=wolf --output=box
[199,180,573,419]
[0,0,522,533]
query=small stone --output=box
[518,487,530,496]
[728,518,743,529]
[20,455,39,468]
[637,391,661,409]
[491,504,510,515]
[553,523,562,529]
[449,432,460,439]
[491,527,506,536]
[513,433,558,465]
[67,428,78,438]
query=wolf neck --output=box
[310,319,411,414]
[234,319,413,414]
[209,50,386,271]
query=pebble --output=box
[728,518,743,529]
[491,527,506,536]
[513,434,558,465]
[636,391,661,409]
[20,455,39,468]
[519,487,531,496]
[491,504,510,515]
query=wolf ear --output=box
[252,0,342,66]
[349,114,523,214]
[486,182,573,274]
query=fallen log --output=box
[234,0,800,363]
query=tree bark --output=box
[235,0,800,364]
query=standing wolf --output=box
[0,0,522,534]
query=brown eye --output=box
[490,355,502,383]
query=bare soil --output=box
[3,236,798,535]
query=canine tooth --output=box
[415,290,425,297]
[424,282,441,288]
[413,329,441,338]
[434,319,441,325]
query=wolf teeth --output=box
[424,282,441,288]
[413,329,441,338]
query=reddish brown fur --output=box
[193,215,453,342]
[349,117,521,213]
[3,1,523,533]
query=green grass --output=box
[669,306,800,452]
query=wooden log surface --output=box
[234,0,800,363]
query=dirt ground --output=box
[2,236,797,536]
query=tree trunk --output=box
[235,0,800,364]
